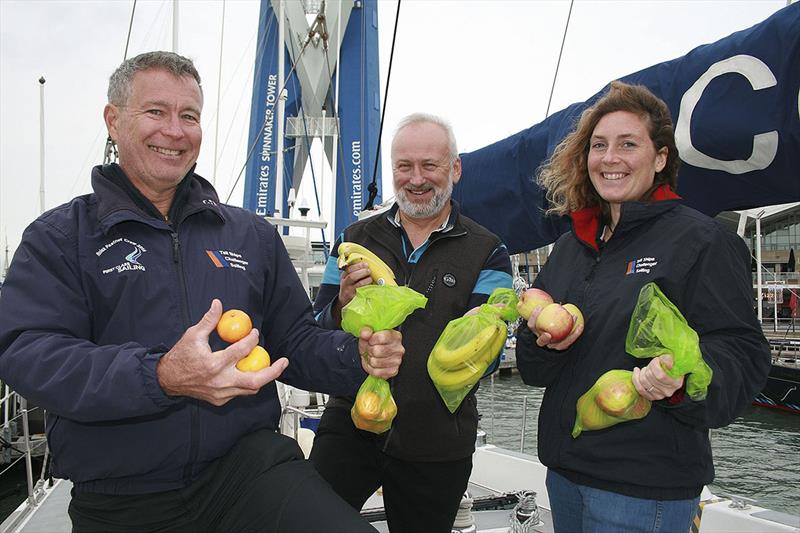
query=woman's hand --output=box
[527,306,583,350]
[633,355,684,400]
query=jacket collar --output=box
[92,164,225,233]
[385,199,461,235]
[569,185,681,252]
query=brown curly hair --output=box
[537,81,680,217]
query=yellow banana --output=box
[428,356,482,391]
[431,323,503,369]
[483,325,507,367]
[428,324,506,390]
[337,242,398,286]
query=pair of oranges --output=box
[216,309,271,372]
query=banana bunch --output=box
[337,242,398,286]
[428,322,506,392]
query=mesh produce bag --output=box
[625,282,712,401]
[572,369,651,438]
[341,285,427,433]
[486,287,520,322]
[427,290,513,413]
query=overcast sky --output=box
[0,0,788,255]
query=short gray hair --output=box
[393,112,458,161]
[108,51,202,106]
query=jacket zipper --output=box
[381,265,440,453]
[375,228,465,452]
[171,231,199,484]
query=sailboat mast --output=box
[172,0,179,53]
[275,0,286,218]
[38,76,45,214]
[328,0,343,237]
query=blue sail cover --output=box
[243,0,382,239]
[243,0,300,217]
[333,1,383,236]
[454,3,800,254]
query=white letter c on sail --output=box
[675,55,778,174]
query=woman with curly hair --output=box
[515,81,770,532]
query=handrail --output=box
[0,384,50,532]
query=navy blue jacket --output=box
[0,164,366,495]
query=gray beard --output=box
[396,176,453,219]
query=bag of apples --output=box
[625,282,712,401]
[341,285,428,433]
[571,369,651,438]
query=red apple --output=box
[562,303,584,333]
[516,288,554,320]
[534,303,574,342]
[595,376,637,417]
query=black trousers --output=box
[69,429,376,533]
[309,406,472,533]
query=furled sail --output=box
[454,3,800,254]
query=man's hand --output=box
[358,327,404,379]
[157,299,288,406]
[338,263,373,307]
[527,305,583,350]
[332,262,374,324]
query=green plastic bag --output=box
[427,305,508,413]
[341,285,428,337]
[486,288,520,322]
[341,285,427,434]
[572,369,652,438]
[625,282,713,401]
[351,375,397,434]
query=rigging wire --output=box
[364,0,401,211]
[104,0,138,165]
[212,0,226,184]
[544,0,574,119]
[287,22,329,254]
[224,11,322,204]
[122,0,137,60]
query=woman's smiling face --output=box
[587,110,667,211]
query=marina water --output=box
[476,372,800,516]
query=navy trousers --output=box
[69,429,376,533]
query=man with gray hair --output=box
[0,50,404,532]
[311,113,513,532]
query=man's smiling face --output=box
[105,67,203,198]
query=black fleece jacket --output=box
[515,189,770,500]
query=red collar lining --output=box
[569,185,680,251]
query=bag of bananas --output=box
[341,283,428,434]
[427,303,510,413]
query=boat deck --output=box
[2,477,553,533]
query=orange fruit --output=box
[216,309,252,343]
[236,346,271,372]
[380,397,397,421]
[354,391,382,420]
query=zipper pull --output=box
[171,233,181,263]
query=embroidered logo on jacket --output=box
[97,238,147,275]
[206,250,249,271]
[625,257,658,275]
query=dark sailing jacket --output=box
[0,164,366,495]
[314,202,512,461]
[515,187,771,500]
